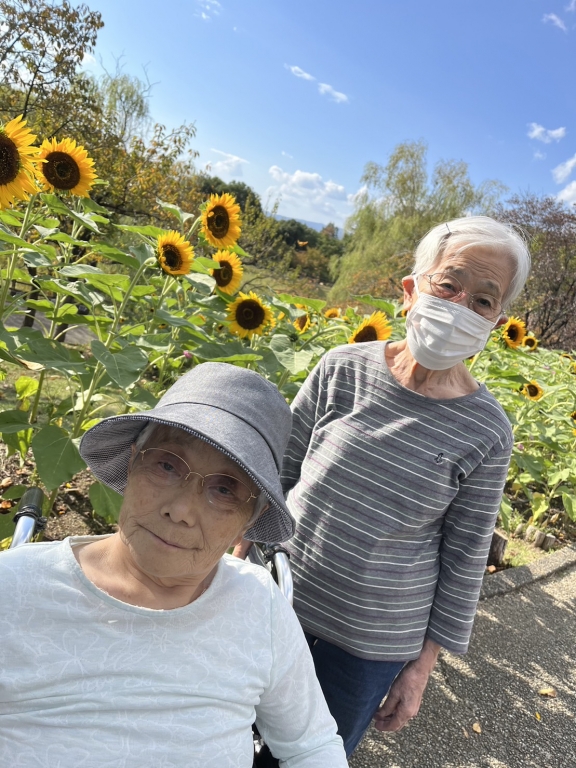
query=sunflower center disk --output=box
[236,300,265,330]
[0,134,20,185]
[355,326,378,343]
[214,262,232,286]
[208,206,230,238]
[44,151,81,190]
[162,246,182,270]
[527,385,539,397]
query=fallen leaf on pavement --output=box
[487,565,497,574]
[535,712,541,721]
[0,478,13,489]
[462,728,469,738]
[472,722,482,734]
[538,687,557,698]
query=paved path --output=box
[351,564,576,768]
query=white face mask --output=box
[405,281,499,371]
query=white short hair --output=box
[412,216,531,308]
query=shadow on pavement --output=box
[350,566,576,768]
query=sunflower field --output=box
[0,116,575,547]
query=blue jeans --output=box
[305,633,406,757]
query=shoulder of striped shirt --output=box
[322,343,513,446]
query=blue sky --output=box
[82,0,576,229]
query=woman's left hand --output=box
[372,638,441,732]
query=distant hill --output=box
[274,214,330,234]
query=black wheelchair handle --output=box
[10,486,47,549]
[12,486,45,524]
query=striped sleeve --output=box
[281,357,327,495]
[426,440,512,654]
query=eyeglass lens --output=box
[139,449,254,510]
[427,273,501,319]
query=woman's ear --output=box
[401,275,417,310]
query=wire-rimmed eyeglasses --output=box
[135,448,257,512]
[419,273,502,321]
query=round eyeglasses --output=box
[135,448,257,513]
[420,273,502,321]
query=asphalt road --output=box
[351,565,576,768]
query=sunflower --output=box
[501,316,526,349]
[227,291,275,338]
[400,308,408,318]
[349,311,392,344]
[201,192,242,248]
[324,307,341,319]
[294,311,311,333]
[522,334,538,351]
[570,411,576,422]
[37,137,96,197]
[520,380,544,401]
[157,231,194,276]
[0,115,38,209]
[211,250,243,295]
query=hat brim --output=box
[79,404,295,543]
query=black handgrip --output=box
[13,486,45,524]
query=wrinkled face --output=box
[403,243,513,326]
[118,428,259,581]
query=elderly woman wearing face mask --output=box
[277,216,531,757]
[0,363,347,768]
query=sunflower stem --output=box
[467,350,483,373]
[277,368,291,392]
[28,370,45,425]
[0,195,37,319]
[185,215,202,240]
[106,260,151,346]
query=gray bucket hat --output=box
[79,362,295,543]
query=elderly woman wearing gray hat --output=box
[0,363,347,768]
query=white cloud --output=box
[286,66,349,103]
[552,153,576,183]
[557,180,576,205]
[542,13,568,31]
[534,150,547,160]
[286,65,315,81]
[267,165,349,221]
[281,151,293,159]
[318,83,348,103]
[82,52,96,66]
[197,0,221,20]
[527,122,566,143]
[347,185,368,205]
[207,149,248,177]
[566,0,576,11]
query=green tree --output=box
[330,140,504,302]
[495,193,576,350]
[0,0,103,119]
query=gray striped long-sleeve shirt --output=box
[281,341,513,661]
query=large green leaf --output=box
[40,194,101,233]
[269,334,314,374]
[17,338,86,374]
[278,293,327,312]
[0,409,33,433]
[21,251,54,268]
[156,199,195,225]
[353,295,396,316]
[116,223,166,237]
[31,425,86,491]
[192,340,262,363]
[90,340,149,388]
[89,481,123,523]
[130,242,156,266]
[89,243,140,270]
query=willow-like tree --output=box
[495,193,576,350]
[329,140,504,303]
